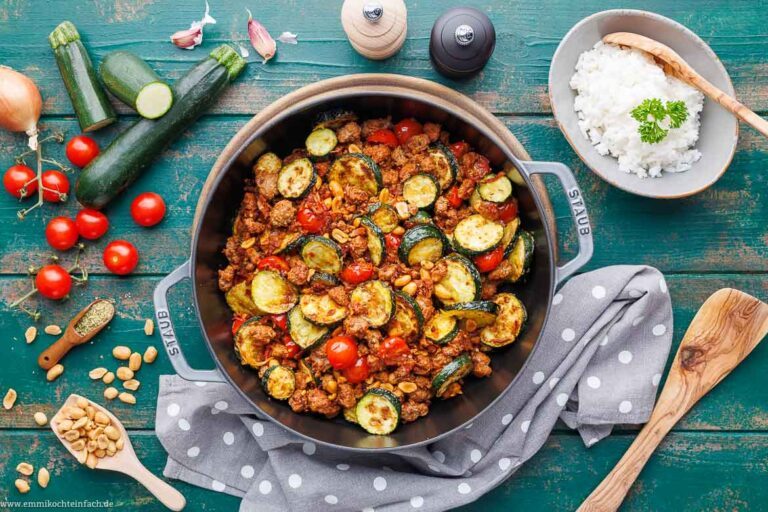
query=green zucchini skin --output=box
[99,51,173,119]
[49,22,116,132]
[75,45,246,209]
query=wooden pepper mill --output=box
[341,0,408,60]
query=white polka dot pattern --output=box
[586,376,601,389]
[592,285,606,299]
[521,420,530,433]
[259,480,272,495]
[187,446,200,458]
[457,482,471,494]
[501,413,513,425]
[240,465,254,478]
[619,400,633,413]
[553,293,563,305]
[324,495,338,505]
[211,480,225,492]
[178,419,190,431]
[561,328,576,341]
[498,457,511,471]
[373,476,387,491]
[302,442,316,456]
[252,423,264,437]
[470,449,482,463]
[652,324,666,336]
[556,393,568,407]
[166,403,180,417]
[618,351,633,364]
[410,496,424,508]
[288,474,302,489]
[223,431,234,445]
[532,371,545,384]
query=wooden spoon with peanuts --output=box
[603,32,768,139]
[52,394,186,511]
[578,288,768,512]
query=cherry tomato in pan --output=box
[326,335,359,370]
[446,186,463,208]
[35,264,72,300]
[366,129,399,148]
[41,170,69,202]
[3,164,37,199]
[495,198,519,223]
[75,209,109,240]
[379,335,410,359]
[65,135,100,168]
[297,207,325,233]
[474,245,505,273]
[384,233,402,252]
[232,314,248,336]
[103,240,139,275]
[449,141,469,160]
[393,118,423,145]
[343,356,370,384]
[257,255,289,273]
[340,261,374,284]
[271,313,288,331]
[45,216,79,251]
[130,192,166,227]
[284,338,301,359]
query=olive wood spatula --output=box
[577,288,768,512]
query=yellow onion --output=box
[0,66,42,149]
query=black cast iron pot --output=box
[153,75,593,451]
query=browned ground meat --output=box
[336,121,361,143]
[307,389,341,417]
[488,261,513,281]
[343,315,369,338]
[250,325,277,345]
[423,122,441,142]
[404,133,430,154]
[328,286,350,307]
[344,185,370,206]
[361,117,391,138]
[364,143,391,164]
[472,351,492,378]
[254,168,278,199]
[286,257,311,286]
[218,265,235,291]
[401,401,429,423]
[289,391,308,413]
[269,200,296,227]
[461,152,493,181]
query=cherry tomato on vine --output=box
[41,170,69,202]
[379,336,410,359]
[271,313,288,331]
[384,233,402,252]
[3,164,37,199]
[449,141,469,160]
[103,240,139,275]
[65,135,100,168]
[366,129,399,148]
[340,261,374,284]
[446,186,463,208]
[474,245,504,273]
[257,255,289,273]
[495,199,518,223]
[343,356,370,384]
[130,192,166,227]
[35,264,72,300]
[325,335,359,370]
[393,118,423,144]
[75,209,109,240]
[231,314,247,335]
[297,207,325,233]
[45,216,78,251]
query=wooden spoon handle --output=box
[38,334,79,370]
[126,462,186,511]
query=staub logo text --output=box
[568,188,591,235]
[156,310,181,356]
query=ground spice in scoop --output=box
[73,300,115,337]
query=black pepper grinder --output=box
[429,7,496,78]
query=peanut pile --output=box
[54,396,124,469]
[89,344,158,404]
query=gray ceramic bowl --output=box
[549,9,738,198]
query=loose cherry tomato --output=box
[379,336,410,359]
[284,338,301,359]
[449,141,469,159]
[35,264,72,300]
[272,313,288,331]
[232,314,248,335]
[65,135,100,168]
[325,335,359,370]
[474,155,491,176]
[3,164,37,199]
[340,261,374,284]
[130,192,166,227]
[45,216,79,251]
[75,209,109,240]
[103,240,139,275]
[344,356,370,384]
[366,129,399,148]
[41,170,69,202]
[446,186,463,208]
[393,118,423,144]
[257,255,289,273]
[496,199,519,223]
[385,233,402,252]
[297,207,325,233]
[474,245,504,273]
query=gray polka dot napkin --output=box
[156,265,672,511]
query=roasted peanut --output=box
[76,397,89,409]
[116,367,134,381]
[16,462,34,476]
[63,430,80,442]
[46,364,64,382]
[402,282,418,296]
[144,318,155,336]
[57,419,73,432]
[89,367,108,380]
[97,434,109,450]
[24,326,37,344]
[392,226,405,236]
[128,352,142,372]
[329,180,343,197]
[71,439,86,451]
[331,229,349,244]
[123,379,140,391]
[76,450,87,464]
[143,346,158,364]
[115,437,125,451]
[104,425,120,441]
[398,382,418,393]
[104,387,118,400]
[44,324,62,335]
[72,416,88,430]
[33,412,48,426]
[38,467,50,488]
[94,411,110,426]
[393,275,412,287]
[240,237,256,249]
[85,453,98,469]
[112,346,131,360]
[15,478,30,494]
[67,406,86,420]
[118,392,136,405]
[3,388,17,409]
[102,372,115,385]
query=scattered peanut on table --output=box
[24,326,37,344]
[123,379,140,391]
[3,388,18,409]
[102,371,115,385]
[143,346,158,364]
[128,352,142,372]
[89,367,108,380]
[44,325,62,336]
[33,412,48,426]
[112,346,131,360]
[37,467,50,488]
[16,462,34,476]
[143,319,154,336]
[104,387,118,400]
[118,392,136,405]
[46,364,64,382]
[116,367,134,381]
[15,479,30,494]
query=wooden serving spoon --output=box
[578,288,768,512]
[603,32,768,139]
[52,394,186,511]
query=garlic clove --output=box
[170,1,216,50]
[246,9,276,63]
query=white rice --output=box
[570,42,704,178]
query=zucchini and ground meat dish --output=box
[217,111,533,435]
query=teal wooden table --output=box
[1,1,766,510]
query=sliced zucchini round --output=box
[254,152,281,175]
[403,173,440,210]
[428,142,459,189]
[343,407,358,424]
[275,232,304,254]
[433,254,481,305]
[250,270,298,314]
[350,280,395,327]
[355,388,401,435]
[305,128,338,157]
[425,311,459,345]
[234,317,266,367]
[398,225,449,266]
[444,300,499,327]
[328,153,381,196]
[480,293,528,348]
[506,230,534,283]
[410,210,433,225]
[432,354,473,398]
[299,293,348,325]
[314,108,357,130]
[360,217,386,266]
[261,365,296,400]
[309,271,340,287]
[505,161,526,186]
[477,174,513,203]
[288,306,330,351]
[367,203,400,233]
[453,214,504,256]
[387,290,424,341]
[501,217,521,253]
[301,235,343,274]
[225,280,261,316]
[277,157,316,199]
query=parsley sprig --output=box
[630,98,689,144]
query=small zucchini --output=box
[288,306,330,351]
[100,51,174,119]
[480,293,528,348]
[306,128,338,157]
[367,203,400,233]
[328,153,382,196]
[355,388,401,435]
[433,254,481,305]
[431,354,473,398]
[350,280,395,327]
[505,230,535,283]
[250,270,298,314]
[225,280,261,316]
[261,365,296,400]
[299,293,348,325]
[425,311,459,345]
[398,225,449,266]
[314,109,357,130]
[444,300,499,327]
[234,317,265,368]
[387,290,424,341]
[453,214,505,256]
[428,142,459,190]
[360,217,386,266]
[476,174,513,203]
[301,236,343,274]
[278,158,316,199]
[403,173,440,210]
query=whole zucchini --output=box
[49,21,116,132]
[99,51,173,119]
[76,45,246,208]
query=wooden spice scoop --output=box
[578,288,768,512]
[52,394,186,511]
[38,299,115,370]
